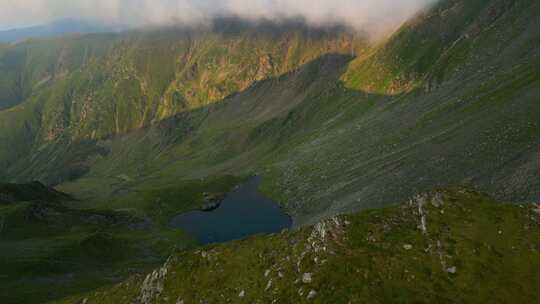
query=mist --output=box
[0,0,437,39]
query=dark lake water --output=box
[171,177,292,245]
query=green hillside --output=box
[0,20,363,185]
[0,176,248,303]
[47,0,539,225]
[56,189,540,304]
[0,0,539,302]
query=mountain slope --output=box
[267,0,540,223]
[0,21,362,185]
[56,189,540,304]
[0,0,539,303]
[0,181,71,204]
[0,180,220,304]
[0,0,538,226]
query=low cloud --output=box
[0,0,437,38]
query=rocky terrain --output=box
[0,0,539,302]
[60,189,540,304]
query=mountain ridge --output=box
[55,188,540,304]
[0,0,539,302]
[0,19,117,43]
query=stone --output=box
[403,244,413,250]
[307,290,318,300]
[416,196,428,234]
[431,193,444,208]
[264,269,271,277]
[136,256,175,304]
[302,273,313,284]
[446,266,457,274]
[532,204,540,215]
[238,290,245,298]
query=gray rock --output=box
[135,257,175,304]
[302,273,313,284]
[307,290,318,300]
[532,204,540,215]
[431,193,444,208]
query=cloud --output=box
[0,0,437,38]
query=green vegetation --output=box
[0,181,71,203]
[0,0,539,302]
[0,0,536,222]
[55,189,540,304]
[0,177,242,304]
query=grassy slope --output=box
[53,0,540,227]
[0,34,115,110]
[0,0,539,302]
[0,176,242,304]
[0,1,536,224]
[56,189,540,304]
[257,0,540,224]
[0,22,361,184]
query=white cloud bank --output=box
[0,0,437,38]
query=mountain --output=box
[0,19,116,43]
[57,189,540,304]
[0,0,539,302]
[1,0,538,221]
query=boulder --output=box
[302,273,313,284]
[307,290,318,300]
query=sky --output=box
[0,0,437,38]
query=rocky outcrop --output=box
[532,203,540,215]
[133,256,176,304]
[307,216,347,253]
[200,192,226,212]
